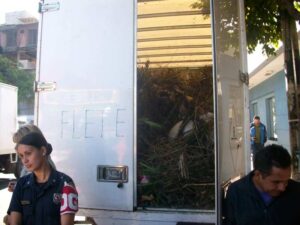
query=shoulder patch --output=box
[60,182,78,214]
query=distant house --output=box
[0,11,38,117]
[249,47,290,151]
[0,11,38,72]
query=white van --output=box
[0,83,18,176]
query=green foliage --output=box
[192,0,240,54]
[245,0,281,55]
[295,2,300,12]
[0,55,35,105]
[191,0,300,55]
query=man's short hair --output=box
[254,144,291,175]
[253,115,260,120]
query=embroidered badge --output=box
[53,193,62,204]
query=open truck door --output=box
[212,0,250,222]
[36,0,135,210]
[36,0,249,223]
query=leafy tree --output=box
[192,0,300,55]
[245,0,281,55]
[0,55,35,109]
[245,0,300,55]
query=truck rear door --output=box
[36,0,135,210]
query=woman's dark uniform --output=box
[8,169,78,225]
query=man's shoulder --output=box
[260,123,266,129]
[228,174,252,193]
[287,179,300,193]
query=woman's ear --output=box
[41,146,47,156]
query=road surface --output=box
[0,173,15,225]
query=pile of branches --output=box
[137,65,215,209]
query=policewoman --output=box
[7,132,78,225]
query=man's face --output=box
[255,166,291,197]
[254,118,261,126]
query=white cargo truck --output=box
[35,0,250,224]
[0,82,18,176]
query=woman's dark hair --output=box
[254,144,291,175]
[16,132,53,155]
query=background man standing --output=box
[250,115,267,157]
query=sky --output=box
[0,0,39,24]
[247,46,268,73]
[0,0,266,72]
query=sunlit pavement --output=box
[0,173,15,225]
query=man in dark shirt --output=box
[224,144,300,225]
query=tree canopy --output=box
[0,55,35,105]
[192,0,300,55]
[245,0,300,55]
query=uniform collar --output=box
[23,169,59,189]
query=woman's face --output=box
[16,144,45,172]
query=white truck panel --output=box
[79,209,215,225]
[37,0,135,210]
[36,0,249,223]
[0,83,17,155]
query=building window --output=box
[266,97,277,140]
[6,30,17,47]
[27,29,37,46]
[250,102,258,120]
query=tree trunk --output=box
[280,9,300,177]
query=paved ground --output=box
[0,173,15,225]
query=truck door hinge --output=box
[35,81,57,92]
[39,2,60,13]
[239,71,249,86]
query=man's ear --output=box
[253,170,261,178]
[254,170,268,179]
